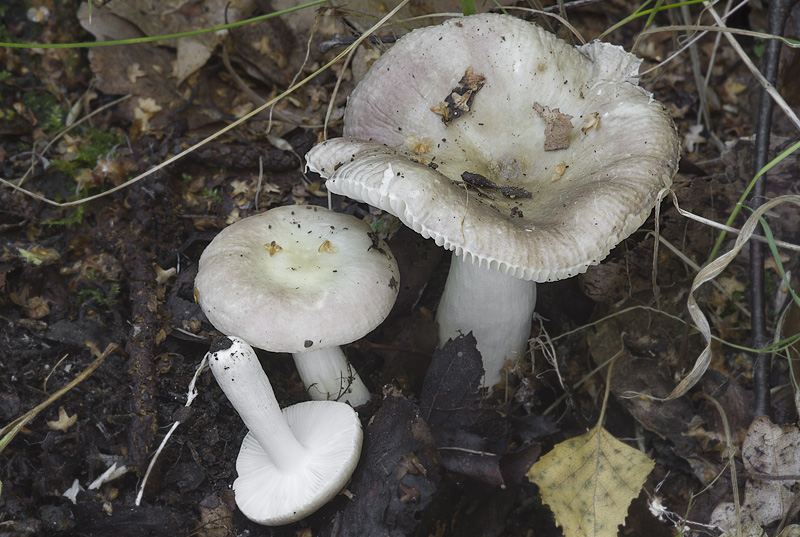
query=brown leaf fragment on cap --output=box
[533,102,573,151]
[450,91,472,112]
[430,102,452,124]
[264,240,282,256]
[318,240,338,254]
[431,67,486,125]
[582,112,601,133]
[404,135,434,154]
[550,161,568,182]
[458,66,485,92]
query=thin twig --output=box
[749,0,795,419]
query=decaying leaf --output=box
[718,522,767,537]
[102,0,256,84]
[197,491,236,537]
[420,334,510,486]
[710,416,800,531]
[47,406,77,432]
[527,423,654,537]
[132,97,162,136]
[18,246,60,266]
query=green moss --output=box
[51,127,124,175]
[75,127,123,165]
[765,269,777,299]
[23,91,67,132]
[202,187,222,203]
[78,283,121,311]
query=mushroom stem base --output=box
[292,347,371,406]
[436,255,537,389]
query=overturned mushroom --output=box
[195,205,400,405]
[306,14,680,388]
[206,336,362,525]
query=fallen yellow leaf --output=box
[527,423,654,537]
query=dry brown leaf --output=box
[533,102,573,151]
[104,0,256,84]
[710,416,800,531]
[47,407,77,432]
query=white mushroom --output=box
[195,205,400,405]
[206,336,362,525]
[306,14,680,388]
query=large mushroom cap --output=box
[195,205,400,353]
[235,400,363,525]
[306,13,680,282]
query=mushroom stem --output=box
[292,348,371,406]
[436,254,537,389]
[207,337,308,472]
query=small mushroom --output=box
[306,14,680,388]
[194,205,400,406]
[206,336,362,525]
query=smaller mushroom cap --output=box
[235,400,363,525]
[194,205,400,353]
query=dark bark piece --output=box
[117,222,160,474]
[324,395,440,537]
[95,176,188,473]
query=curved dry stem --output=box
[668,195,800,401]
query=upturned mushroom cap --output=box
[234,401,363,524]
[194,205,400,353]
[206,336,362,525]
[306,13,680,282]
